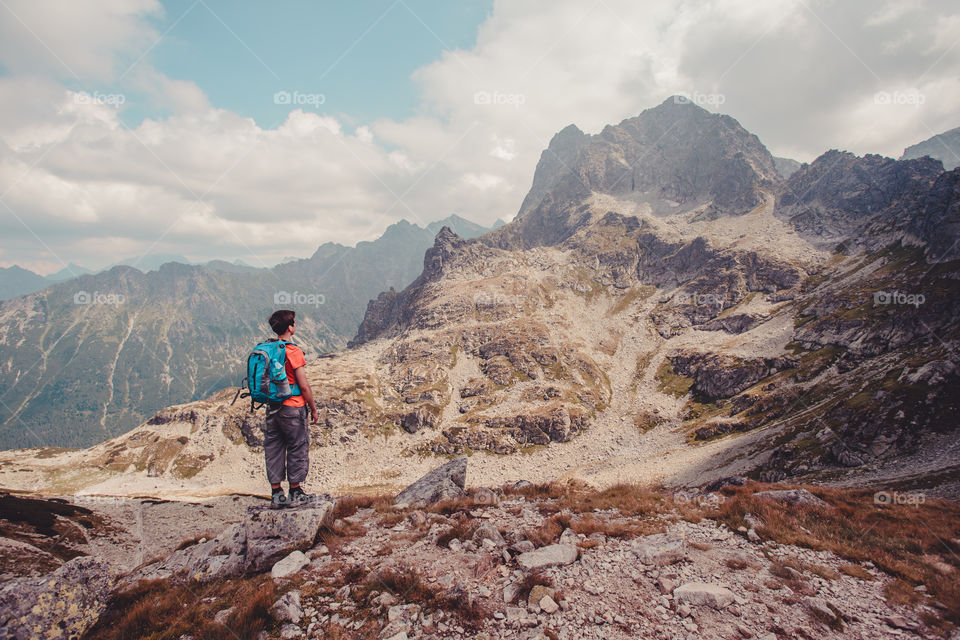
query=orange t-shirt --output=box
[282,343,306,407]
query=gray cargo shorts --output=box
[263,404,310,485]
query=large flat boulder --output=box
[673,582,735,609]
[244,501,335,572]
[395,456,467,507]
[0,556,113,640]
[754,489,831,508]
[632,532,686,566]
[121,498,335,584]
[516,544,579,571]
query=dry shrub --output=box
[516,569,554,602]
[709,483,960,627]
[436,514,478,548]
[726,557,749,570]
[689,541,713,551]
[569,515,660,540]
[84,576,277,640]
[523,513,570,547]
[361,565,487,626]
[330,493,394,521]
[425,488,501,515]
[839,563,876,581]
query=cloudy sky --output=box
[1,0,958,274]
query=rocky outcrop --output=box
[669,351,773,400]
[776,150,944,253]
[0,556,113,640]
[901,125,960,170]
[494,97,779,250]
[394,456,467,507]
[123,499,335,584]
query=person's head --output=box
[269,309,296,336]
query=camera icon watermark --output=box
[674,92,726,107]
[873,290,925,308]
[874,491,925,506]
[273,90,326,108]
[274,290,325,307]
[73,91,126,107]
[473,90,526,109]
[73,290,125,306]
[873,89,925,108]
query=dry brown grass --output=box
[516,569,554,603]
[435,514,479,548]
[839,563,876,581]
[84,576,277,640]
[569,515,661,539]
[514,482,667,517]
[523,513,570,547]
[359,565,487,626]
[709,483,960,627]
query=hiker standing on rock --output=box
[264,309,319,508]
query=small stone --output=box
[632,533,686,567]
[540,596,559,614]
[510,541,535,554]
[214,606,235,625]
[270,591,302,624]
[517,543,578,571]
[528,585,556,608]
[271,551,309,580]
[657,577,676,594]
[279,623,302,639]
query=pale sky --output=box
[1,0,958,274]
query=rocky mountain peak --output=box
[496,96,779,250]
[775,149,947,253]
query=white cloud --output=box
[1,0,959,273]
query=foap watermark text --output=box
[874,290,924,308]
[74,291,125,306]
[274,291,325,307]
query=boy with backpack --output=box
[262,309,319,508]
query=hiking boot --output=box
[288,486,314,506]
[270,488,289,509]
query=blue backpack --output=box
[232,339,301,410]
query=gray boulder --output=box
[270,590,303,624]
[244,502,334,572]
[472,523,505,546]
[516,544,578,571]
[271,551,309,580]
[0,556,113,639]
[673,582,735,609]
[122,498,335,585]
[753,489,830,508]
[395,456,467,507]
[632,532,686,566]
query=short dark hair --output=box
[269,309,296,335]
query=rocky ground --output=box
[3,458,959,640]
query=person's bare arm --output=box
[293,367,318,423]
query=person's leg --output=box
[283,406,310,487]
[264,405,289,506]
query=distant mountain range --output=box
[0,214,497,449]
[901,125,960,170]
[7,97,958,501]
